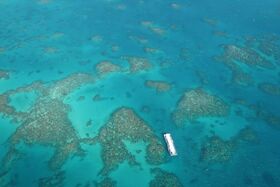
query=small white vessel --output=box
[163,133,177,156]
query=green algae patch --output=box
[173,88,230,126]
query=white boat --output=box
[163,133,177,156]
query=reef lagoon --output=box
[1,0,280,186]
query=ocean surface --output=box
[0,0,280,186]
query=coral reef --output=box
[222,45,274,69]
[179,48,191,61]
[9,98,83,170]
[122,56,152,73]
[0,69,9,80]
[143,47,160,54]
[256,109,280,129]
[128,35,148,44]
[37,0,53,5]
[149,168,183,187]
[202,17,218,26]
[48,73,93,99]
[256,37,280,61]
[90,35,103,43]
[234,101,280,130]
[141,21,166,36]
[195,70,209,85]
[0,47,5,54]
[145,80,172,93]
[258,82,280,96]
[200,126,258,163]
[1,73,94,172]
[96,177,117,187]
[172,89,230,126]
[0,148,23,173]
[95,61,122,77]
[0,94,18,118]
[97,107,166,175]
[214,38,279,86]
[212,31,228,37]
[200,136,235,162]
[38,171,65,187]
[43,47,58,54]
[214,55,254,86]
[235,127,258,143]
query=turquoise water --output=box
[1,0,280,186]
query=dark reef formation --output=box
[149,168,183,187]
[173,88,230,126]
[97,107,166,175]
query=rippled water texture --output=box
[0,0,280,186]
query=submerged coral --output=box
[200,126,258,163]
[222,45,274,69]
[200,136,235,162]
[145,80,172,93]
[0,94,18,118]
[1,73,94,172]
[202,17,218,26]
[141,21,166,36]
[122,56,152,73]
[235,127,258,143]
[234,101,280,130]
[38,171,65,187]
[257,37,280,61]
[97,107,166,175]
[48,73,94,99]
[143,47,161,54]
[214,55,254,86]
[173,89,230,126]
[90,35,103,43]
[0,69,9,80]
[9,98,83,170]
[214,39,279,86]
[256,109,280,129]
[0,47,5,54]
[258,82,280,96]
[95,177,117,187]
[149,168,183,187]
[179,48,191,62]
[95,61,122,77]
